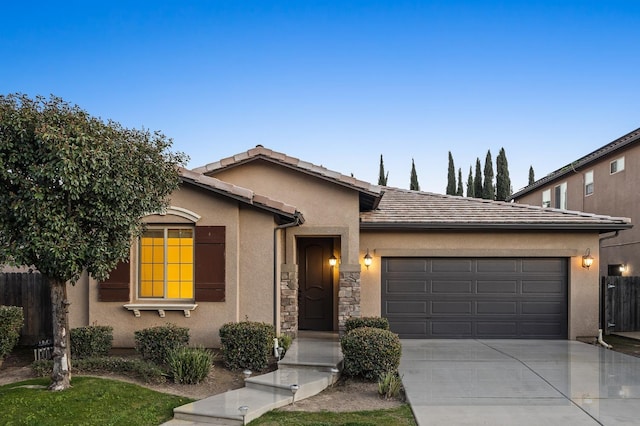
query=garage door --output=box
[381,258,567,339]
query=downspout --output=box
[273,214,304,334]
[597,231,619,349]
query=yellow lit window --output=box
[139,228,193,299]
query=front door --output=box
[298,238,334,331]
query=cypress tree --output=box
[456,168,464,196]
[473,158,482,198]
[482,150,495,200]
[495,147,511,201]
[378,154,388,186]
[528,166,535,185]
[410,159,420,191]
[466,166,474,197]
[446,152,456,195]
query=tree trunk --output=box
[49,278,72,391]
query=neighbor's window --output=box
[542,189,551,208]
[584,170,594,196]
[554,182,567,209]
[610,157,625,174]
[139,227,194,299]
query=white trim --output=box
[123,303,198,318]
[147,206,201,222]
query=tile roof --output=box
[192,145,383,210]
[360,187,632,231]
[178,168,304,224]
[510,127,640,199]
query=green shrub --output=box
[341,327,401,381]
[277,334,293,352]
[134,324,189,365]
[0,306,24,363]
[168,346,214,384]
[31,357,166,383]
[219,321,275,371]
[378,370,403,399]
[344,316,389,332]
[70,325,113,358]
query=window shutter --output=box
[195,226,225,302]
[98,261,130,302]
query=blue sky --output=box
[2,1,639,194]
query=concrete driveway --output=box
[399,340,640,425]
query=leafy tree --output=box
[495,147,512,201]
[378,154,388,186]
[466,166,474,197]
[456,168,464,196]
[446,152,456,195]
[410,158,420,191]
[528,166,535,185]
[482,150,495,200]
[473,158,482,198]
[0,94,186,390]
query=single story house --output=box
[67,146,632,347]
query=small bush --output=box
[31,357,166,384]
[70,325,113,358]
[344,316,389,333]
[278,334,293,352]
[341,327,401,381]
[168,346,214,384]
[0,306,24,363]
[219,321,275,371]
[134,324,189,365]
[378,370,403,399]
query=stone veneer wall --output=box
[338,271,361,334]
[280,270,298,338]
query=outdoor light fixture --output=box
[620,264,627,273]
[238,405,249,425]
[329,254,337,267]
[582,248,594,269]
[363,249,373,269]
[243,369,252,380]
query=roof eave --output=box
[359,222,633,232]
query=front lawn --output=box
[0,376,193,425]
[250,405,416,425]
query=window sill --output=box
[123,303,198,318]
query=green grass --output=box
[0,376,193,426]
[248,405,416,425]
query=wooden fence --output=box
[602,276,640,333]
[0,272,53,345]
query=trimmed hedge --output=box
[341,326,401,381]
[32,356,166,384]
[344,316,389,333]
[134,324,189,365]
[219,321,275,371]
[0,306,24,363]
[71,325,113,358]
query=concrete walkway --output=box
[163,332,342,425]
[400,339,640,426]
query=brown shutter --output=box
[195,226,225,302]
[98,261,130,302]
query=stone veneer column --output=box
[338,270,361,334]
[280,270,298,338]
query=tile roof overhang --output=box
[510,127,640,200]
[192,146,383,211]
[360,187,632,233]
[178,168,304,226]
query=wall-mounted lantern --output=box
[329,254,337,267]
[582,248,594,269]
[363,249,373,270]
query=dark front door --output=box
[298,238,334,331]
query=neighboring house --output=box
[510,127,640,278]
[65,146,631,347]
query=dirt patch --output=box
[0,347,402,411]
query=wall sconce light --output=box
[363,249,373,269]
[329,254,337,267]
[582,248,594,269]
[620,264,627,273]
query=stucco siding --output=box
[359,231,601,339]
